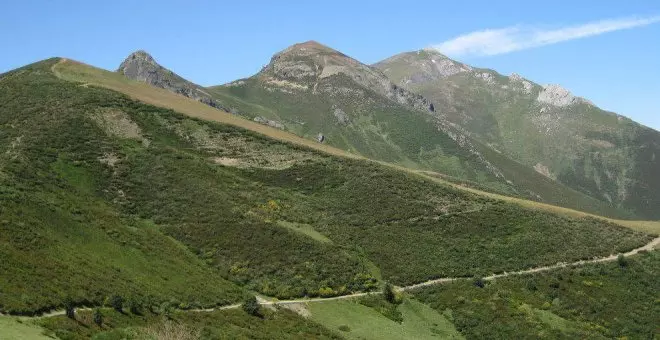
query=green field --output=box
[0,317,50,340]
[308,298,463,340]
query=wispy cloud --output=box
[433,16,660,57]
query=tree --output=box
[617,254,628,267]
[93,308,103,327]
[383,283,396,304]
[474,277,485,288]
[64,297,75,319]
[110,294,124,313]
[128,297,142,315]
[242,295,261,317]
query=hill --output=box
[0,57,654,318]
[375,49,660,219]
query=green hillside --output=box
[375,49,660,219]
[0,58,653,320]
[204,42,631,219]
[413,250,659,339]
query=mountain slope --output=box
[203,41,633,218]
[375,49,660,219]
[1,57,653,316]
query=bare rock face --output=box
[262,41,435,113]
[118,50,230,111]
[536,84,592,107]
[333,107,350,125]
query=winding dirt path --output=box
[3,236,656,318]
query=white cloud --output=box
[433,16,660,57]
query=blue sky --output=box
[2,0,659,129]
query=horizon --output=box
[2,0,659,130]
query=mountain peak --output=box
[121,50,156,65]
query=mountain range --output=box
[118,41,660,219]
[1,40,658,339]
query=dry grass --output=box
[52,59,660,235]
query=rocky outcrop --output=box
[118,51,231,111]
[536,84,593,107]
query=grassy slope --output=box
[0,317,50,340]
[413,250,660,339]
[0,57,658,339]
[308,298,463,340]
[38,308,342,340]
[0,60,244,314]
[377,53,660,219]
[52,58,660,233]
[46,58,655,287]
[208,73,633,220]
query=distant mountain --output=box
[203,41,629,218]
[113,43,630,218]
[375,49,660,219]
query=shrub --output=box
[383,283,396,304]
[110,295,124,313]
[242,296,261,317]
[617,254,628,267]
[93,308,103,327]
[64,297,75,319]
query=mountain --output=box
[1,54,658,339]
[375,49,660,219]
[201,41,631,218]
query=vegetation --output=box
[242,296,262,317]
[0,60,653,316]
[38,308,342,340]
[377,50,660,219]
[413,251,660,339]
[309,298,463,339]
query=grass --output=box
[276,221,333,243]
[52,58,649,225]
[377,52,660,219]
[1,59,654,315]
[38,308,342,340]
[308,298,463,339]
[412,250,660,339]
[0,317,51,340]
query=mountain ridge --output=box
[375,48,660,218]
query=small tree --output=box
[383,283,396,304]
[473,277,485,288]
[110,294,124,313]
[617,254,628,267]
[64,297,75,319]
[93,308,103,327]
[128,297,142,315]
[242,295,261,317]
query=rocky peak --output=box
[261,42,435,113]
[117,50,229,111]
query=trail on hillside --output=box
[2,236,657,318]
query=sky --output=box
[2,0,659,130]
